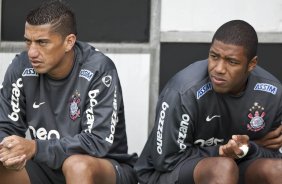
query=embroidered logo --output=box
[197,82,212,99]
[69,91,81,121]
[206,115,221,122]
[33,102,45,109]
[102,75,112,87]
[79,69,94,81]
[254,83,277,95]
[246,102,266,132]
[22,68,38,77]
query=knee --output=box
[247,159,282,182]
[195,157,238,184]
[62,155,96,177]
[210,157,238,176]
[62,155,116,184]
[261,159,282,176]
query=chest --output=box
[194,93,279,142]
[23,75,90,138]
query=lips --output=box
[30,60,42,67]
[211,75,226,85]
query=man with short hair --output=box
[0,1,137,184]
[135,20,282,184]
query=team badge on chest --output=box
[247,102,266,132]
[69,91,81,121]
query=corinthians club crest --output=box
[247,102,266,132]
[69,90,81,121]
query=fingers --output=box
[0,138,15,149]
[3,155,26,166]
[221,139,242,159]
[0,147,21,162]
[0,138,23,162]
[232,135,249,145]
[220,135,250,159]
[268,126,282,140]
[258,137,282,147]
[262,125,282,140]
[254,125,282,149]
[265,143,282,149]
[3,155,27,171]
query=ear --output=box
[64,34,76,52]
[247,56,257,72]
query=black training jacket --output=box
[135,60,282,184]
[0,41,137,169]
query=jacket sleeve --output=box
[149,87,220,172]
[33,66,129,169]
[0,56,28,142]
[239,141,282,162]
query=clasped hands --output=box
[219,135,249,159]
[219,125,282,159]
[0,135,36,171]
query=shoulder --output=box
[74,41,116,73]
[252,65,280,83]
[164,60,209,94]
[6,52,32,77]
[249,65,282,95]
[251,65,282,86]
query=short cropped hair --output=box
[26,0,77,38]
[211,20,258,61]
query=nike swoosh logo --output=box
[206,115,221,122]
[102,76,112,87]
[33,102,45,109]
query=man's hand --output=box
[0,135,36,170]
[219,135,249,159]
[2,155,27,171]
[254,124,282,150]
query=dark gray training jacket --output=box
[0,41,137,169]
[134,60,282,184]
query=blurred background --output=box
[1,0,282,155]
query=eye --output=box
[228,59,239,65]
[38,40,48,46]
[209,53,218,60]
[24,39,31,46]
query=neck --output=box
[48,49,75,80]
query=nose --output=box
[214,59,226,74]
[28,44,39,59]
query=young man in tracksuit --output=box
[0,1,137,183]
[135,20,282,184]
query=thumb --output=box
[232,135,249,145]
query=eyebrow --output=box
[209,50,240,61]
[23,37,30,41]
[23,37,50,43]
[209,50,219,55]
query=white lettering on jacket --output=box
[85,89,99,133]
[29,126,60,140]
[157,102,169,155]
[254,83,277,95]
[106,86,119,144]
[79,69,94,81]
[177,114,190,152]
[22,68,38,77]
[8,78,23,121]
[194,137,224,147]
[197,82,212,99]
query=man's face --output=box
[208,40,257,95]
[24,22,73,79]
